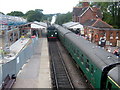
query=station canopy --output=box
[62,21,84,31]
[31,21,47,29]
[0,14,27,26]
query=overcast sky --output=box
[0,0,79,14]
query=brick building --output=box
[72,2,120,47]
[83,19,120,47]
[72,2,102,24]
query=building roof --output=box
[87,26,120,31]
[31,21,47,29]
[63,21,79,27]
[82,19,96,26]
[73,7,88,17]
[73,6,102,18]
[62,21,84,30]
[73,7,82,16]
[33,21,47,27]
[83,19,113,28]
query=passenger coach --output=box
[54,24,120,89]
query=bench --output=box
[2,74,16,90]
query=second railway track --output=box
[49,41,74,89]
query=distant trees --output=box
[7,11,24,17]
[24,9,44,22]
[0,12,5,15]
[42,14,55,22]
[6,9,45,22]
[55,12,72,25]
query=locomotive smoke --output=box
[51,15,57,25]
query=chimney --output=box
[82,2,89,7]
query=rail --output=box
[49,41,74,89]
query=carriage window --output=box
[107,82,112,90]
[91,65,94,74]
[80,54,84,64]
[85,59,90,71]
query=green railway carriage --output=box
[54,24,71,45]
[106,66,120,89]
[54,24,120,89]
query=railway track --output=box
[49,41,74,89]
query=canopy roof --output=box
[31,21,47,29]
[62,21,84,30]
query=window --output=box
[14,32,17,36]
[116,32,119,39]
[110,32,113,39]
[91,65,94,74]
[103,32,106,39]
[85,59,90,71]
[80,54,84,64]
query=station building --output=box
[72,2,120,47]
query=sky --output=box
[0,0,79,14]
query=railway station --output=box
[0,14,93,89]
[0,1,120,90]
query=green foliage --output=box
[76,2,83,7]
[7,11,24,17]
[91,2,120,29]
[25,9,43,22]
[0,12,5,15]
[55,12,72,25]
[5,9,55,22]
[42,14,55,22]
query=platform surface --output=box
[12,38,51,88]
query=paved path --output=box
[13,38,51,88]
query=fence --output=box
[0,65,2,88]
[0,37,38,88]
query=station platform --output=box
[12,38,51,88]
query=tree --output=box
[0,12,5,15]
[91,2,120,28]
[7,11,24,17]
[55,12,72,25]
[25,9,44,22]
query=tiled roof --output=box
[78,7,88,17]
[73,7,82,16]
[73,7,88,16]
[88,26,120,31]
[73,6,103,18]
[82,19,96,26]
[92,19,113,28]
[83,19,113,28]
